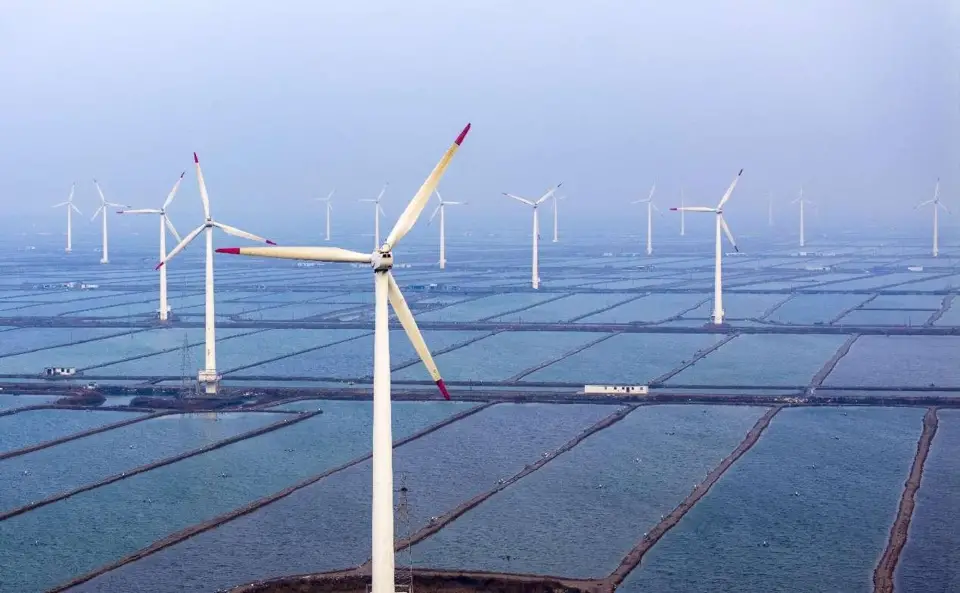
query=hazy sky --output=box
[1,1,956,244]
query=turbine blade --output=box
[376,183,388,203]
[647,183,656,201]
[940,202,951,214]
[435,189,444,204]
[90,205,103,221]
[536,183,562,205]
[194,153,211,220]
[158,224,205,269]
[165,216,182,242]
[67,183,75,203]
[428,205,441,224]
[213,221,276,245]
[504,193,535,206]
[106,202,130,208]
[215,246,372,264]
[720,215,739,252]
[162,171,186,210]
[118,208,161,214]
[51,202,68,208]
[915,199,935,209]
[652,202,663,214]
[444,201,463,205]
[70,204,82,215]
[716,169,743,208]
[387,271,450,400]
[93,179,107,204]
[382,123,471,251]
[670,206,716,213]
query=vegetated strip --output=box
[220,331,373,375]
[926,294,955,326]
[390,330,502,373]
[506,331,623,382]
[566,293,649,322]
[0,411,316,522]
[830,294,879,325]
[602,405,784,588]
[0,411,170,462]
[649,333,740,386]
[0,328,151,360]
[79,328,268,372]
[872,406,940,593]
[385,404,638,561]
[478,293,573,322]
[47,402,496,593]
[808,333,861,389]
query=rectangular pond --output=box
[824,336,960,388]
[0,409,145,455]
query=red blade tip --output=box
[155,262,165,270]
[436,379,451,400]
[266,240,277,245]
[669,207,679,211]
[455,123,471,146]
[216,248,241,255]
[193,153,199,163]
[180,171,186,178]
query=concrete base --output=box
[198,369,221,395]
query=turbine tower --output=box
[317,190,334,241]
[216,123,470,593]
[679,188,686,236]
[52,183,80,253]
[118,172,185,321]
[633,184,659,256]
[91,180,128,264]
[915,179,949,257]
[429,190,464,269]
[504,183,562,290]
[791,187,812,248]
[361,184,388,249]
[672,170,742,325]
[157,154,275,395]
[551,194,564,242]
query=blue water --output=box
[0,400,469,593]
[619,407,924,593]
[67,403,616,593]
[0,412,284,513]
[824,336,960,387]
[409,405,766,577]
[0,409,144,454]
[0,394,62,411]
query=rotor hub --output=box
[372,250,393,271]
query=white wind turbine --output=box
[91,180,129,264]
[633,184,660,255]
[52,183,81,253]
[317,190,335,241]
[156,153,276,395]
[216,123,469,593]
[117,172,185,321]
[671,170,742,325]
[504,183,561,290]
[429,190,465,269]
[792,187,812,248]
[360,184,388,249]
[915,179,949,257]
[679,188,686,236]
[551,194,564,242]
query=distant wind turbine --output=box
[504,183,562,289]
[672,170,742,325]
[317,190,334,241]
[633,184,660,256]
[117,172,185,321]
[679,188,686,236]
[791,187,813,248]
[915,179,949,257]
[52,183,81,253]
[360,184,388,249]
[429,190,465,269]
[552,194,564,242]
[91,180,129,264]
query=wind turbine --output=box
[156,153,276,395]
[504,183,561,290]
[551,194,564,242]
[117,172,185,321]
[360,184,388,249]
[671,170,742,325]
[791,187,812,248]
[633,184,660,255]
[317,190,334,241]
[52,183,81,253]
[216,123,470,593]
[91,180,129,264]
[429,190,465,269]
[915,179,949,257]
